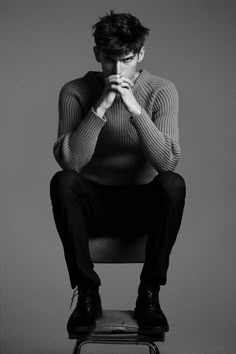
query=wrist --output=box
[129,104,142,116]
[93,104,107,118]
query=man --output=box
[50,10,186,338]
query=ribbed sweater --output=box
[53,69,180,185]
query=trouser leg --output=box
[140,171,186,287]
[50,170,101,290]
[50,169,186,290]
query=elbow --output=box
[54,152,81,172]
[154,143,181,172]
[53,143,70,170]
[53,139,79,172]
[53,142,90,172]
[157,155,180,172]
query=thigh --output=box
[98,184,153,235]
[83,181,162,237]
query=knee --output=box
[50,170,80,200]
[157,171,186,203]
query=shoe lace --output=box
[142,287,160,309]
[70,288,79,309]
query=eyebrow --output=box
[121,55,135,60]
[103,54,135,61]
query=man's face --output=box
[94,46,145,82]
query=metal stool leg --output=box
[73,339,160,354]
[72,340,88,354]
[147,341,160,354]
[72,340,83,354]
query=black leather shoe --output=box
[134,283,169,332]
[67,286,102,338]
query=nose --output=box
[113,61,121,75]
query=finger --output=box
[110,84,124,93]
[120,76,134,88]
[107,77,123,86]
[110,83,121,91]
[110,84,130,94]
[107,74,122,82]
[105,74,121,83]
[120,82,132,90]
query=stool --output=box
[71,233,166,353]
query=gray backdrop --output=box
[1,1,235,353]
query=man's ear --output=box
[138,47,145,62]
[93,46,101,63]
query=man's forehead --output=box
[100,51,136,60]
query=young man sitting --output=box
[50,10,186,338]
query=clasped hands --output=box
[94,74,142,117]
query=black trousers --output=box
[50,170,186,290]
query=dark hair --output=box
[92,10,150,56]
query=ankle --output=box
[76,283,99,295]
[138,282,160,294]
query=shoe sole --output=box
[133,311,169,332]
[68,322,96,338]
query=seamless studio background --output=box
[0,1,235,353]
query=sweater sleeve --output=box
[53,83,107,171]
[129,81,181,172]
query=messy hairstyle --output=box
[92,10,150,56]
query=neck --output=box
[133,70,140,83]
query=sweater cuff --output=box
[91,107,107,122]
[129,107,149,124]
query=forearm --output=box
[130,108,181,172]
[54,108,106,171]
